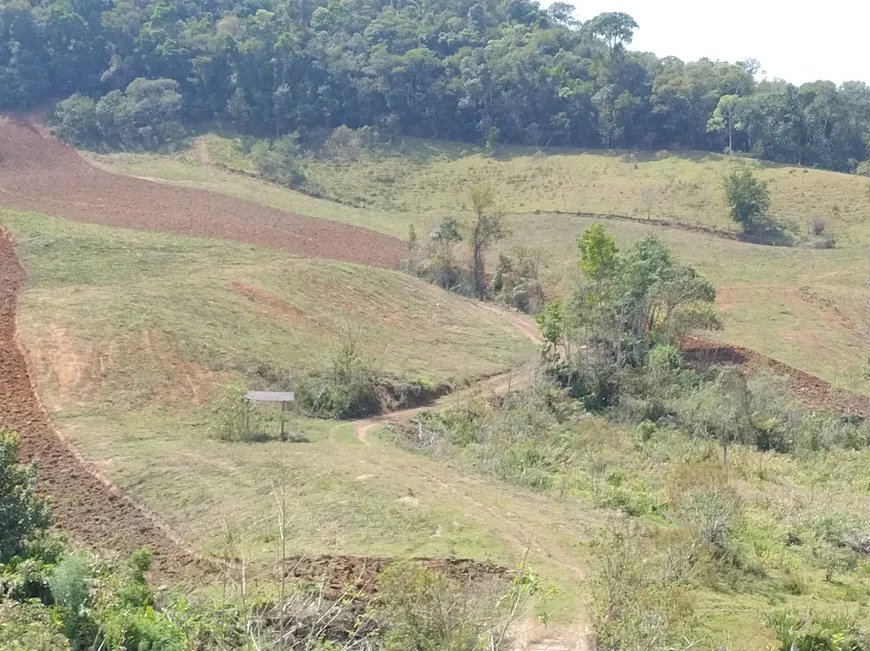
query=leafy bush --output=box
[376,558,554,651]
[0,599,70,650]
[592,524,696,651]
[769,609,870,651]
[0,429,51,563]
[725,168,770,234]
[49,553,93,643]
[377,563,497,651]
[250,133,305,187]
[294,326,382,419]
[296,371,381,420]
[208,384,249,441]
[492,246,546,313]
[322,125,377,162]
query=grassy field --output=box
[396,375,870,648]
[3,208,600,616]
[89,137,870,395]
[12,131,870,645]
[91,134,870,237]
[3,209,534,412]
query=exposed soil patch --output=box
[284,554,507,599]
[680,335,870,416]
[230,281,322,330]
[0,228,202,578]
[0,117,404,268]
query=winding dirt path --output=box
[355,305,541,443]
[0,228,201,577]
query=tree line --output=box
[3,0,870,171]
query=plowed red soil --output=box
[681,335,870,416]
[0,116,404,268]
[285,555,506,599]
[0,228,201,577]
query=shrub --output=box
[769,609,870,651]
[376,558,553,651]
[296,327,381,419]
[0,429,51,563]
[208,384,249,441]
[0,599,70,651]
[592,524,696,651]
[323,125,376,162]
[377,563,495,651]
[807,215,827,236]
[49,553,94,643]
[250,133,305,187]
[492,246,546,313]
[296,372,381,420]
[724,168,770,234]
[675,483,740,556]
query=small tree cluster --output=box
[724,168,771,234]
[51,78,183,151]
[410,184,511,302]
[322,125,378,162]
[250,132,305,187]
[569,224,719,368]
[0,428,51,563]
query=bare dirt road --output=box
[0,116,404,268]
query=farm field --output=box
[5,116,870,648]
[0,206,592,633]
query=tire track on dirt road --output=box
[0,227,202,578]
[351,311,592,649]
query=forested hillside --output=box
[3,0,870,171]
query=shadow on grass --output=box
[737,221,798,247]
[244,431,311,444]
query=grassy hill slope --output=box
[91,134,870,235]
[2,207,593,621]
[88,136,870,395]
[4,209,533,412]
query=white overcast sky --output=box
[537,1,870,85]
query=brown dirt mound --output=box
[0,117,404,268]
[285,555,507,599]
[680,335,870,416]
[0,228,202,578]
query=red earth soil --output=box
[285,555,507,599]
[681,335,870,416]
[0,228,202,578]
[0,116,404,268]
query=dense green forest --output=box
[2,0,870,171]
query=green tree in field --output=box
[571,226,718,365]
[578,223,617,281]
[724,168,770,233]
[0,428,51,563]
[467,184,506,298]
[707,94,740,153]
